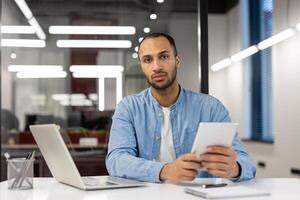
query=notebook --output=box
[184,186,270,199]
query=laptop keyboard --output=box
[82,177,117,186]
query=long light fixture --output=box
[70,65,124,73]
[28,17,46,40]
[211,58,232,72]
[16,71,67,78]
[49,26,136,35]
[14,0,33,19]
[52,94,86,101]
[258,28,295,50]
[296,23,300,31]
[14,0,46,40]
[8,65,63,72]
[1,39,46,48]
[98,77,105,111]
[60,99,92,106]
[57,40,132,48]
[1,25,35,34]
[231,45,259,62]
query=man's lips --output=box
[151,73,166,82]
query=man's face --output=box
[138,36,180,90]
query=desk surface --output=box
[1,178,300,200]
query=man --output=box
[106,33,256,183]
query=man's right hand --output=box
[159,153,202,181]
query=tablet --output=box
[191,122,238,155]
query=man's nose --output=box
[152,59,162,71]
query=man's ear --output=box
[175,55,181,68]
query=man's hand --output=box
[199,146,240,178]
[159,153,202,181]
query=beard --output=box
[146,64,177,90]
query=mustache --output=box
[151,71,167,79]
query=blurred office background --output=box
[1,0,300,180]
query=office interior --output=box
[1,0,300,181]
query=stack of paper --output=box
[184,186,270,199]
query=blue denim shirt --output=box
[106,87,256,183]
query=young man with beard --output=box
[106,33,256,182]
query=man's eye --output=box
[143,58,152,63]
[160,54,169,59]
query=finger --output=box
[180,169,198,178]
[206,146,235,156]
[202,161,229,171]
[199,154,230,164]
[179,175,197,181]
[206,168,229,178]
[181,161,203,170]
[180,153,201,162]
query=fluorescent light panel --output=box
[14,0,33,19]
[231,45,259,62]
[49,26,136,35]
[297,23,300,31]
[258,28,295,50]
[60,99,92,106]
[17,71,67,78]
[28,17,46,40]
[52,94,86,101]
[70,65,124,73]
[8,65,63,72]
[72,72,122,78]
[57,40,132,48]
[98,77,105,111]
[1,26,35,34]
[1,39,46,48]
[211,58,232,72]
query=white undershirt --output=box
[158,107,176,163]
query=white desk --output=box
[1,178,300,200]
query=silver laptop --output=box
[30,124,146,190]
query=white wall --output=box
[209,0,300,178]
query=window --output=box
[249,0,273,142]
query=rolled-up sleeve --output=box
[105,98,165,182]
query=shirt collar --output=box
[148,85,184,110]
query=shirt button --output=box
[158,113,162,117]
[155,136,161,140]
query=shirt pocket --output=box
[182,126,198,153]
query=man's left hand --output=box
[199,146,240,179]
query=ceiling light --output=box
[150,13,157,20]
[28,17,46,40]
[134,46,138,52]
[72,72,122,78]
[144,27,150,33]
[98,77,105,111]
[139,37,144,43]
[14,0,33,19]
[132,53,138,59]
[1,39,46,48]
[1,26,35,34]
[57,40,132,48]
[52,94,86,101]
[10,53,17,59]
[60,99,92,106]
[296,23,300,31]
[49,26,136,35]
[231,46,259,62]
[69,65,124,73]
[8,65,63,72]
[258,28,295,50]
[157,0,164,3]
[211,58,232,72]
[16,71,67,78]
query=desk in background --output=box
[1,178,300,200]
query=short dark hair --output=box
[138,32,178,58]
